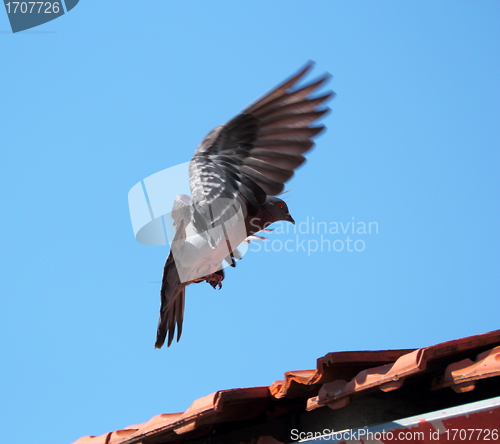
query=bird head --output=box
[265,196,295,225]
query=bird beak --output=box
[287,214,295,225]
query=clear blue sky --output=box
[1,2,499,443]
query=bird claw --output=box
[205,271,224,290]
[207,279,222,290]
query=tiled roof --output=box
[72,329,500,444]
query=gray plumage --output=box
[155,61,333,349]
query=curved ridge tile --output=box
[432,345,500,393]
[317,348,425,407]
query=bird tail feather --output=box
[154,250,186,349]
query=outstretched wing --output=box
[189,61,333,247]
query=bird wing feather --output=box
[189,61,333,248]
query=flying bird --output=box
[155,62,333,348]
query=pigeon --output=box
[155,61,333,348]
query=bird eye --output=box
[278,203,283,208]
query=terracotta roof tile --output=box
[432,345,500,393]
[304,329,500,411]
[270,349,415,399]
[71,428,139,444]
[308,348,425,410]
[72,329,500,444]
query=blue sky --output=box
[1,2,499,443]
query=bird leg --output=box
[221,223,236,267]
